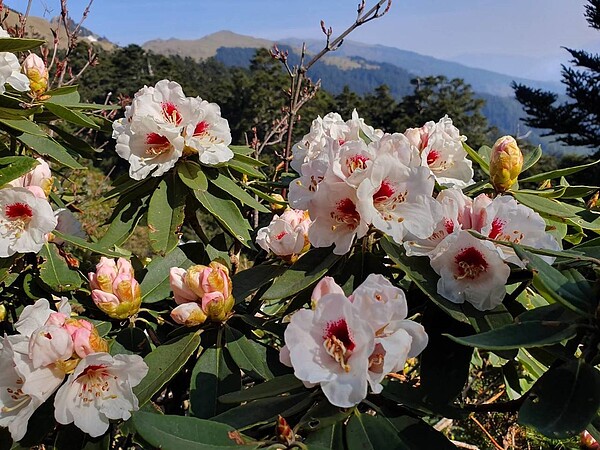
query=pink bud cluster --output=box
[89,258,142,319]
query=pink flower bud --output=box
[489,136,523,193]
[311,277,344,308]
[90,258,141,319]
[28,325,73,368]
[171,302,207,327]
[256,209,312,263]
[22,53,48,96]
[89,257,118,292]
[64,318,108,358]
[170,267,199,304]
[6,157,53,198]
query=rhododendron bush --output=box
[1,8,600,450]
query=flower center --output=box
[5,202,33,221]
[368,343,385,373]
[75,364,118,404]
[275,231,287,240]
[161,102,182,126]
[454,246,488,280]
[373,179,407,221]
[145,133,172,156]
[427,149,441,166]
[488,218,524,243]
[330,198,360,231]
[2,378,30,413]
[323,319,354,372]
[346,154,369,174]
[194,121,209,136]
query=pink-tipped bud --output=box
[6,157,53,198]
[256,209,312,263]
[90,257,141,319]
[171,302,207,327]
[311,276,344,308]
[22,53,48,96]
[489,136,523,193]
[170,267,199,304]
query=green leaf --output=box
[512,191,581,218]
[518,359,600,439]
[134,331,201,407]
[110,327,151,356]
[53,425,110,450]
[0,37,44,52]
[0,156,38,186]
[522,145,543,172]
[43,101,99,129]
[514,246,593,316]
[45,87,80,105]
[219,374,304,404]
[384,414,459,450]
[47,125,99,158]
[262,247,341,301]
[18,133,84,169]
[193,189,252,247]
[132,411,258,450]
[346,413,406,450]
[520,158,600,183]
[177,161,208,191]
[0,117,46,136]
[141,246,194,303]
[226,155,266,179]
[232,264,287,302]
[209,172,269,212]
[304,423,345,450]
[445,321,578,350]
[52,231,127,257]
[224,326,274,380]
[38,244,82,292]
[147,176,187,255]
[463,143,489,174]
[381,236,469,323]
[189,342,241,419]
[229,145,255,156]
[212,392,311,430]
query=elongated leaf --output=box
[177,161,208,191]
[141,246,194,303]
[262,247,341,301]
[522,145,543,172]
[0,117,46,136]
[18,133,84,169]
[53,425,110,450]
[38,244,82,292]
[229,145,255,156]
[381,236,469,323]
[147,176,186,255]
[463,143,489,174]
[232,264,287,302]
[513,191,581,218]
[134,331,201,407]
[189,343,241,419]
[224,326,274,380]
[346,413,406,450]
[44,101,99,129]
[445,321,578,350]
[194,189,252,247]
[219,374,304,404]
[0,156,38,185]
[45,87,80,105]
[227,156,266,179]
[304,423,345,450]
[520,158,600,183]
[0,37,44,52]
[110,327,151,356]
[209,173,269,212]
[132,411,258,450]
[52,231,126,257]
[519,359,600,439]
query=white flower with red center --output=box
[357,154,439,244]
[282,293,374,408]
[256,209,311,262]
[374,133,420,167]
[430,230,510,311]
[349,274,428,392]
[0,187,57,257]
[184,98,233,165]
[331,140,377,188]
[288,155,330,211]
[53,352,148,438]
[481,195,560,266]
[307,181,369,255]
[406,116,474,188]
[6,157,53,199]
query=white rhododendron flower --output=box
[6,157,53,199]
[54,352,148,438]
[0,27,31,94]
[282,293,375,407]
[0,187,57,257]
[308,181,369,255]
[256,209,311,262]
[113,80,232,180]
[288,157,330,210]
[480,195,560,266]
[405,115,474,188]
[430,230,510,311]
[331,140,377,187]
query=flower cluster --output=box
[169,261,235,326]
[256,208,312,262]
[89,258,142,319]
[0,298,148,440]
[288,112,473,255]
[280,275,428,407]
[405,188,560,310]
[112,80,234,180]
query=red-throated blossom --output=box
[256,209,311,263]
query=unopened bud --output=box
[22,53,48,96]
[276,415,295,446]
[171,302,207,327]
[89,258,141,319]
[489,136,523,193]
[0,304,5,322]
[269,193,286,213]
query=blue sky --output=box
[10,0,600,81]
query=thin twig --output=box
[470,416,504,450]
